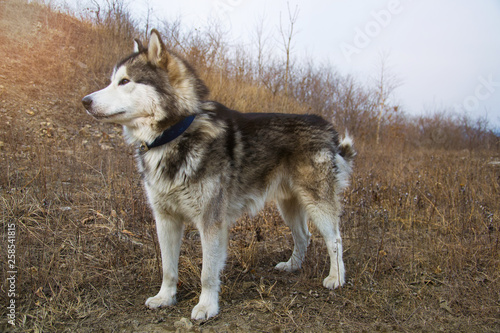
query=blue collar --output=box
[139,114,196,152]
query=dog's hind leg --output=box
[275,196,311,272]
[145,215,184,308]
[307,198,345,289]
[191,223,228,320]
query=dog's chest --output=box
[135,147,212,219]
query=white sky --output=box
[69,0,500,129]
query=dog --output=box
[82,29,355,320]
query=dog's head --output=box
[82,29,209,133]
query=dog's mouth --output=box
[87,110,126,120]
[82,95,126,121]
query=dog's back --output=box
[195,101,354,217]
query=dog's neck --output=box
[122,115,196,150]
[138,115,196,153]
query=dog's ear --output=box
[134,38,145,53]
[148,29,166,66]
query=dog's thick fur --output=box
[82,30,355,320]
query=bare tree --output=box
[89,0,102,23]
[278,2,299,96]
[143,0,153,40]
[253,13,271,83]
[160,16,184,52]
[203,18,230,86]
[372,52,402,144]
[336,74,377,137]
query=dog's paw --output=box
[275,260,301,272]
[323,275,344,290]
[191,302,219,320]
[145,294,176,309]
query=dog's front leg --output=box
[145,215,184,308]
[191,224,228,320]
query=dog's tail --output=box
[338,133,356,164]
[334,133,355,191]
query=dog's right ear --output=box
[134,38,145,53]
[148,29,166,66]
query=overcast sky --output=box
[70,0,500,129]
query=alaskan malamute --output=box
[82,29,355,320]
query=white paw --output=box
[275,260,301,272]
[323,275,345,290]
[191,302,219,320]
[145,293,176,309]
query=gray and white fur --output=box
[82,29,355,320]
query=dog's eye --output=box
[118,78,130,86]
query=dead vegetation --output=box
[0,0,499,332]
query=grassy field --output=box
[1,1,499,332]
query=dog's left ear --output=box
[134,38,145,53]
[148,29,166,66]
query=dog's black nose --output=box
[82,96,93,110]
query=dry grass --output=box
[1,1,499,332]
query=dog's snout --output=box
[82,96,93,110]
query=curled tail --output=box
[338,134,356,164]
[334,133,355,192]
